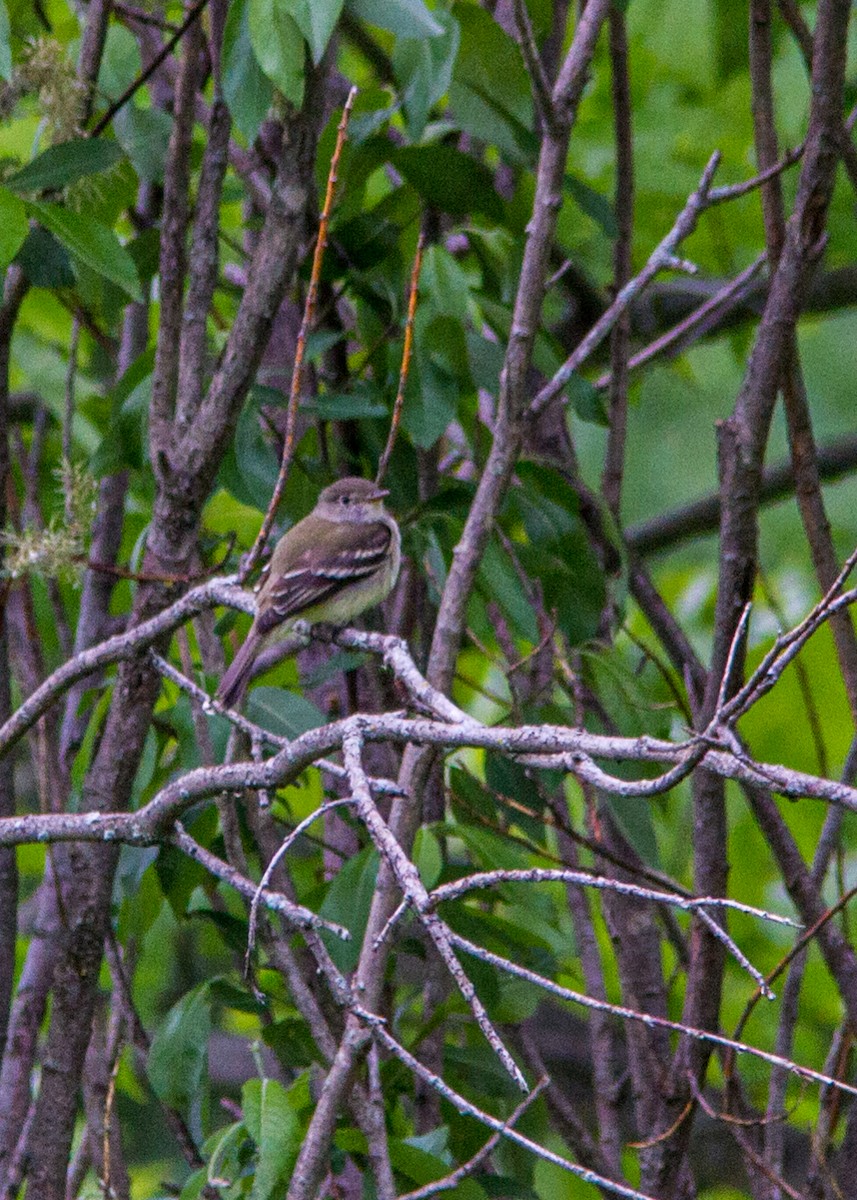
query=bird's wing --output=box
[256,520,393,638]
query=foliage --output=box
[0,2,855,1199]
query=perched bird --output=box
[217,476,401,707]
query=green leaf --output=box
[242,1076,301,1200]
[403,355,458,449]
[113,105,172,183]
[0,1,11,82]
[320,847,379,971]
[283,0,344,64]
[219,387,280,509]
[511,462,607,646]
[393,144,503,221]
[564,172,618,238]
[6,139,124,194]
[475,535,539,643]
[485,755,546,845]
[421,243,471,323]
[345,0,443,39]
[305,328,344,360]
[15,225,75,288]
[202,1123,247,1196]
[262,1018,318,1070]
[413,827,442,889]
[223,0,274,142]
[98,23,142,99]
[393,10,460,140]
[91,347,154,475]
[422,314,472,384]
[388,1140,470,1188]
[605,794,661,868]
[178,1167,212,1200]
[245,687,326,737]
[566,372,609,426]
[466,331,505,394]
[305,384,388,419]
[450,6,535,163]
[248,0,306,106]
[0,188,28,269]
[155,842,207,919]
[147,984,211,1111]
[29,202,142,301]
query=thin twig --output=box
[382,865,792,996]
[366,1013,662,1200]
[444,930,857,1100]
[90,0,212,137]
[100,1038,121,1200]
[245,797,355,974]
[243,87,357,580]
[398,1078,549,1200]
[342,728,529,1093]
[113,1,181,31]
[594,252,768,392]
[511,0,557,133]
[76,532,235,585]
[722,547,857,723]
[714,602,752,714]
[688,1074,805,1200]
[531,152,722,414]
[707,143,804,202]
[731,884,857,1048]
[423,869,800,928]
[375,231,424,485]
[172,822,352,941]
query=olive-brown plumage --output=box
[217,478,400,707]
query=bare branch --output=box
[342,728,528,1092]
[444,931,857,1101]
[90,0,212,137]
[532,152,722,415]
[171,823,352,941]
[397,1078,549,1200]
[0,577,245,762]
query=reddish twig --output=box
[75,533,235,586]
[376,232,424,485]
[243,87,357,581]
[729,884,857,1051]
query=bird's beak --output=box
[370,484,389,500]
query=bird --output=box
[217,476,401,708]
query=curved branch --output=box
[0,578,246,762]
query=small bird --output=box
[217,476,401,707]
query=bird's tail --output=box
[217,629,261,708]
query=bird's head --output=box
[316,476,390,522]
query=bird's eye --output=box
[341,495,350,505]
